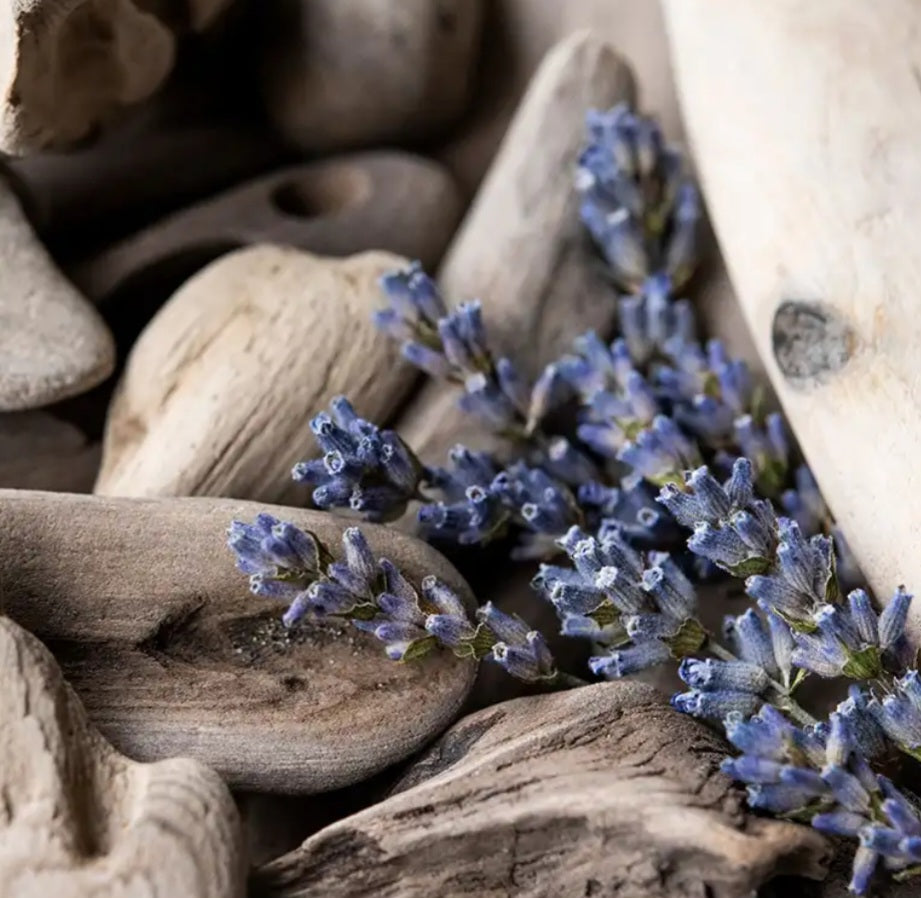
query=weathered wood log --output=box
[0,411,99,491]
[394,32,634,472]
[0,178,114,411]
[93,247,414,504]
[663,1,921,631]
[72,152,464,304]
[0,490,477,792]
[0,0,176,152]
[254,681,830,898]
[0,615,246,898]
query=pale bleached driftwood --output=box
[395,32,634,471]
[663,1,921,633]
[73,152,464,304]
[0,411,99,491]
[0,178,114,411]
[0,0,176,153]
[93,247,415,504]
[261,0,483,151]
[0,490,476,792]
[0,615,246,898]
[255,682,830,898]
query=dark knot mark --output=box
[772,301,855,387]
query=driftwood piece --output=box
[0,615,246,898]
[0,178,114,411]
[254,681,830,898]
[93,247,414,504]
[6,107,286,244]
[395,32,634,470]
[663,1,921,632]
[0,0,176,153]
[438,0,681,198]
[0,411,99,491]
[72,152,464,305]
[261,0,483,151]
[0,490,477,792]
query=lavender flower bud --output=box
[671,689,763,720]
[679,658,769,694]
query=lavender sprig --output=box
[722,702,921,894]
[228,103,921,894]
[377,262,568,440]
[227,519,567,683]
[292,397,426,522]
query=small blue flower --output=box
[618,414,701,485]
[671,689,763,720]
[227,514,324,600]
[419,446,509,546]
[477,602,556,681]
[590,640,672,677]
[376,261,447,341]
[292,397,423,523]
[618,274,696,365]
[868,669,921,756]
[576,104,698,292]
[744,518,837,623]
[491,462,582,541]
[678,658,769,693]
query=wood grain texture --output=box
[1,0,176,152]
[73,152,464,304]
[0,615,246,898]
[0,411,99,491]
[395,32,634,470]
[0,178,115,411]
[0,490,477,792]
[663,1,921,631]
[254,682,830,898]
[94,247,415,504]
[261,0,483,151]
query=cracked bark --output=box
[254,681,831,898]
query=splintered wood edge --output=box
[254,682,830,898]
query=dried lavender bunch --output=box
[229,103,921,892]
[227,516,561,683]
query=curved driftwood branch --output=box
[0,615,246,898]
[255,682,830,898]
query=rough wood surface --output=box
[395,32,634,470]
[73,152,464,304]
[254,682,830,898]
[663,1,921,632]
[0,411,99,491]
[0,0,176,153]
[0,614,246,898]
[0,490,477,792]
[261,0,482,151]
[93,247,415,504]
[0,177,114,411]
